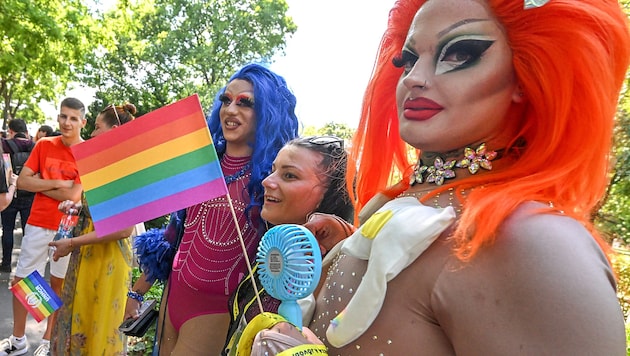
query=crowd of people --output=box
[0,0,629,355]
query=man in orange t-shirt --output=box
[0,97,86,356]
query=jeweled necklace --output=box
[410,143,502,186]
[224,162,251,184]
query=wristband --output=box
[127,290,144,302]
[276,344,328,356]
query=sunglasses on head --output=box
[305,136,345,158]
[107,104,122,126]
[307,136,344,149]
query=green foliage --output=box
[144,215,170,230]
[613,251,630,318]
[81,0,296,116]
[0,0,101,129]
[594,1,630,245]
[596,98,630,242]
[611,250,630,355]
[314,122,356,140]
[127,267,165,355]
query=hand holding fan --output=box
[256,224,322,330]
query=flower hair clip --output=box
[410,143,500,186]
[524,0,550,9]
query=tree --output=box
[594,0,630,245]
[81,0,297,124]
[315,122,356,140]
[0,0,100,129]
[596,85,630,244]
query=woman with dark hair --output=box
[126,63,300,355]
[252,0,630,354]
[35,125,54,141]
[222,135,354,355]
[48,103,137,355]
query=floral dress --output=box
[51,194,133,355]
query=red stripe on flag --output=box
[75,113,208,174]
[72,94,205,161]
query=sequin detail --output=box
[171,155,259,295]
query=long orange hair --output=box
[348,0,630,260]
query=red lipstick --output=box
[403,97,443,121]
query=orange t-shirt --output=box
[24,136,82,230]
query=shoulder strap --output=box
[26,140,35,152]
[6,139,18,154]
[6,139,34,153]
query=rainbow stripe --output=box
[10,271,62,323]
[72,94,228,237]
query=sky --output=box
[269,1,396,129]
[44,0,397,132]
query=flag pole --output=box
[225,193,264,314]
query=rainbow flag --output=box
[72,94,228,237]
[11,271,62,322]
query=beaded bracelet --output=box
[127,291,144,303]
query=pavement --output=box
[0,222,49,355]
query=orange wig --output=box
[348,0,630,260]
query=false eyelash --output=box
[237,97,255,108]
[218,94,232,104]
[392,51,418,68]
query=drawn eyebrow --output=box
[437,18,488,38]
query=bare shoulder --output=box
[477,201,617,311]
[440,201,625,354]
[497,201,603,256]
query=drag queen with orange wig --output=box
[249,0,630,354]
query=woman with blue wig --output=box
[126,63,299,355]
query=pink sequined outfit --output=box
[168,155,260,331]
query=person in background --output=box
[258,0,630,354]
[0,166,18,214]
[0,97,86,356]
[1,119,36,273]
[35,125,54,142]
[222,135,355,356]
[126,63,300,355]
[48,103,138,355]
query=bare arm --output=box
[17,166,82,202]
[48,226,135,261]
[42,183,83,202]
[123,273,155,320]
[0,173,18,211]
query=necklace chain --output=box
[398,187,466,214]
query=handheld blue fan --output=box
[256,224,322,330]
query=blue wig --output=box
[207,63,300,218]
